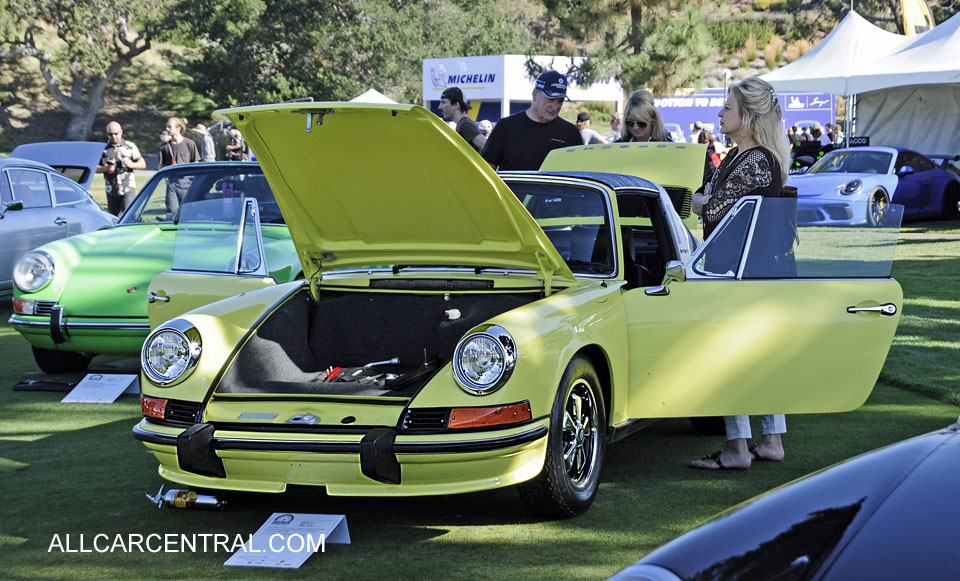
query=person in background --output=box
[608,113,622,142]
[159,130,174,168]
[831,123,845,146]
[821,123,834,147]
[225,128,246,161]
[577,112,608,145]
[193,124,216,162]
[478,119,493,137]
[165,117,200,165]
[700,130,721,186]
[481,70,582,170]
[689,120,704,144]
[617,90,672,143]
[689,77,794,471]
[163,117,200,217]
[97,121,146,216]
[439,86,485,153]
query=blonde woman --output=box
[690,77,795,471]
[616,90,671,143]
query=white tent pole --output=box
[847,94,856,144]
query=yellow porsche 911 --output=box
[133,103,903,517]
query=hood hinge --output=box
[306,256,324,301]
[534,250,554,297]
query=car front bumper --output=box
[133,418,549,496]
[796,198,866,226]
[9,309,150,355]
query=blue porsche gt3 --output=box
[789,146,960,226]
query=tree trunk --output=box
[629,0,644,54]
[63,75,110,141]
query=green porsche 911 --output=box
[9,162,301,373]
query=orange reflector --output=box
[141,395,168,419]
[448,401,532,429]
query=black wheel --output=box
[941,184,960,220]
[867,189,890,227]
[518,356,606,518]
[689,416,726,436]
[32,346,93,374]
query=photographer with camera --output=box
[98,121,146,216]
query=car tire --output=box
[941,183,960,220]
[32,346,93,374]
[689,416,726,436]
[867,188,889,226]
[518,355,606,518]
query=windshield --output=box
[171,198,266,275]
[807,150,893,175]
[119,165,283,225]
[693,197,903,279]
[507,181,614,276]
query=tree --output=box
[539,0,717,93]
[0,0,173,140]
[176,0,545,106]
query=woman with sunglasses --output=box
[616,90,672,143]
[690,76,795,471]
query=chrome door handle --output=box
[847,303,897,316]
[54,217,67,225]
[147,292,170,303]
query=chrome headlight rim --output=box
[453,325,516,396]
[141,318,202,387]
[841,179,862,195]
[13,250,55,293]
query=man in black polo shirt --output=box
[481,70,582,171]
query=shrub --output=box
[744,34,758,62]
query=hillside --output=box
[0,2,942,151]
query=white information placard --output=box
[61,374,139,403]
[225,513,350,569]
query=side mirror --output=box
[799,166,809,174]
[897,165,915,177]
[644,260,686,296]
[664,260,686,283]
[1,200,24,219]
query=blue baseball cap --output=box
[535,71,568,99]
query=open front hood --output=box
[217,103,573,282]
[10,141,105,190]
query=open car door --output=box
[622,197,904,418]
[147,198,277,328]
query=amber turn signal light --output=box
[448,401,532,429]
[141,395,168,419]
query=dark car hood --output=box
[629,424,960,580]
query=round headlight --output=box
[841,179,862,195]
[14,251,54,292]
[453,325,516,395]
[141,320,202,386]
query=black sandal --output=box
[690,451,749,471]
[749,445,784,463]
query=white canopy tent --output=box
[761,11,913,95]
[761,11,960,155]
[350,89,398,104]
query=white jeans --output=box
[724,415,786,441]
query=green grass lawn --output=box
[1,220,958,579]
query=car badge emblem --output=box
[286,413,320,425]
